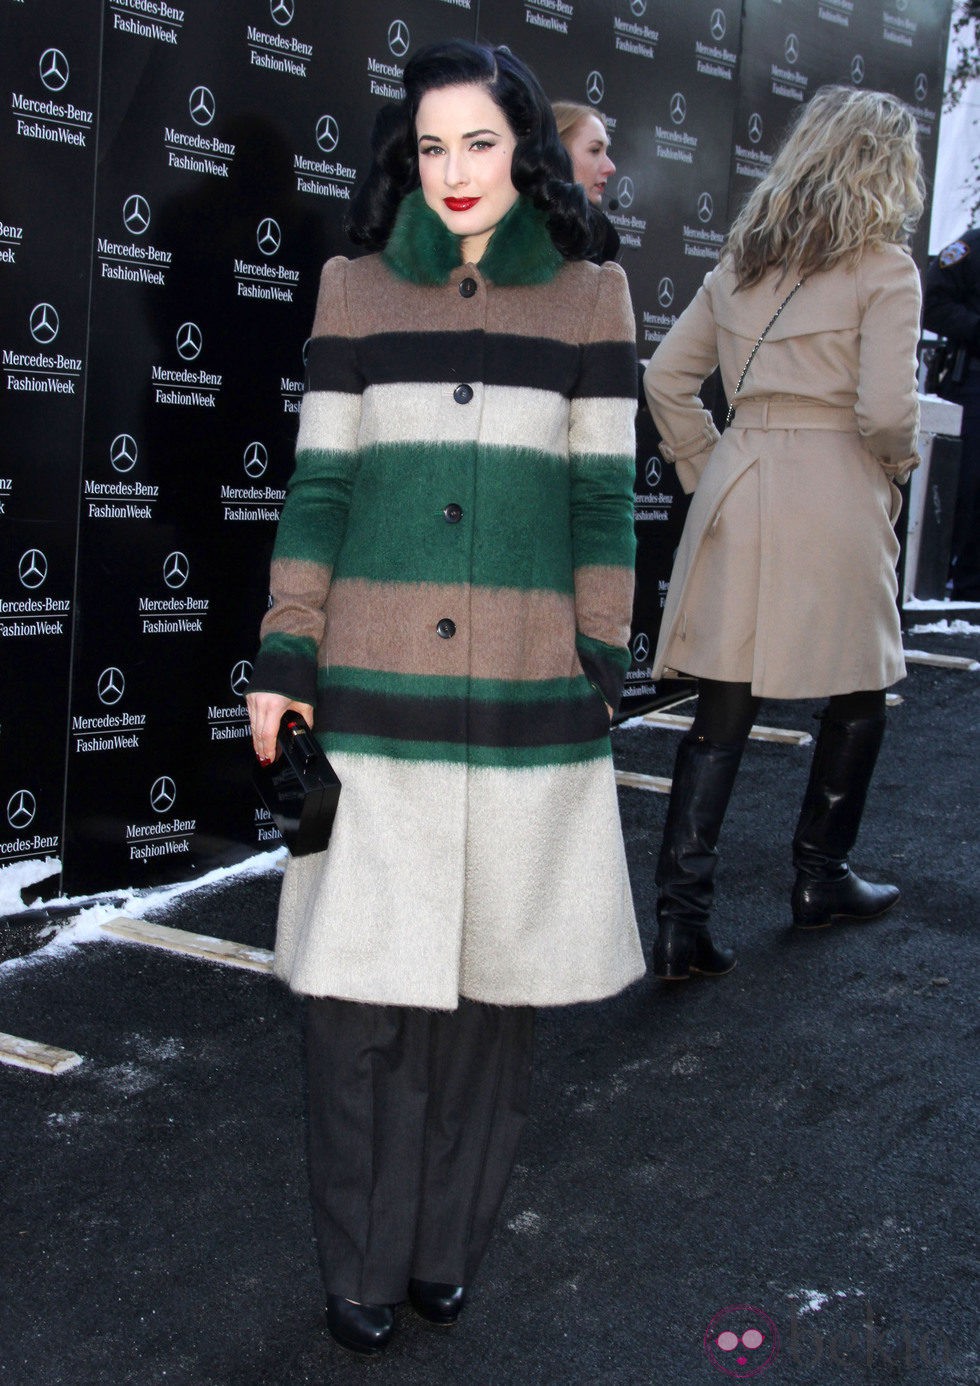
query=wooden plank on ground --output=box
[615,770,672,794]
[640,711,812,745]
[99,917,274,973]
[0,1032,83,1075]
[904,649,980,671]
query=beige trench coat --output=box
[643,245,921,699]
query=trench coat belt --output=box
[728,399,858,430]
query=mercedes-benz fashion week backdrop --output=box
[1,0,952,895]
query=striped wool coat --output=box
[250,192,645,1009]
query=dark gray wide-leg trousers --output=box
[305,996,535,1305]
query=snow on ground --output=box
[0,849,285,976]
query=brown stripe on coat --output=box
[332,255,631,349]
[261,558,333,646]
[321,578,584,681]
[574,565,635,650]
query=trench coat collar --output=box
[382,188,564,287]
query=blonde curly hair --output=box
[726,85,925,287]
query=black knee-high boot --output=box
[653,733,741,980]
[791,712,899,929]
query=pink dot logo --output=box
[704,1306,780,1377]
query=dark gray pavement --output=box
[1,624,977,1385]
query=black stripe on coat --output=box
[305,333,636,399]
[316,685,610,748]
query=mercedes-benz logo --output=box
[747,112,763,145]
[616,176,635,210]
[176,321,202,360]
[657,276,674,308]
[387,19,409,58]
[163,551,189,589]
[123,194,151,236]
[670,92,686,125]
[243,441,268,478]
[270,0,294,25]
[7,790,37,832]
[110,433,138,473]
[231,660,253,699]
[784,33,799,64]
[97,667,126,706]
[896,0,908,10]
[850,54,865,85]
[150,776,176,815]
[586,70,605,105]
[301,337,312,368]
[710,7,727,40]
[19,549,48,589]
[914,72,928,103]
[189,85,215,127]
[316,113,339,153]
[256,217,281,257]
[645,456,662,488]
[697,191,714,223]
[39,48,69,92]
[29,302,60,345]
[631,633,650,666]
[630,0,647,16]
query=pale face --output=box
[565,114,615,206]
[416,83,519,264]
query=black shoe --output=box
[792,868,900,929]
[408,1279,465,1327]
[653,921,737,980]
[653,733,744,982]
[791,712,899,929]
[326,1295,395,1357]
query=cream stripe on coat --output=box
[273,751,642,1009]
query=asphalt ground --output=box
[1,624,977,1386]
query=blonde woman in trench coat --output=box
[642,86,924,980]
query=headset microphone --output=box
[607,198,619,211]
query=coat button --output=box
[453,383,473,404]
[436,618,456,639]
[443,503,463,523]
[459,277,477,298]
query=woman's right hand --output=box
[246,691,315,765]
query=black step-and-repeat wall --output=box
[1,0,951,896]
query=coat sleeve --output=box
[855,247,922,481]
[567,261,638,710]
[922,233,980,348]
[642,270,721,493]
[248,257,364,706]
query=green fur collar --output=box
[382,188,563,287]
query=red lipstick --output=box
[444,197,480,212]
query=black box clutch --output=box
[252,711,341,857]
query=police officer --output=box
[923,228,980,601]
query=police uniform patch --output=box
[938,240,969,268]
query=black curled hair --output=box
[345,40,599,260]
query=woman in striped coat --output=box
[247,41,643,1357]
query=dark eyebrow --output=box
[417,128,502,144]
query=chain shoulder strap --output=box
[725,278,804,427]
